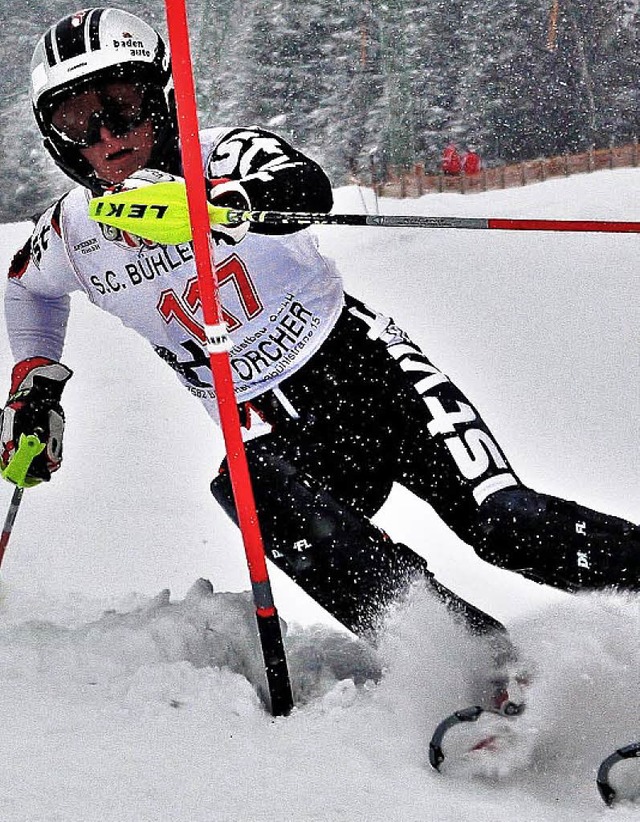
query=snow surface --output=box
[0,170,637,821]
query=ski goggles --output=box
[49,81,151,148]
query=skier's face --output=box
[50,81,155,184]
[79,118,154,184]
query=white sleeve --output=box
[5,201,80,363]
[5,279,70,362]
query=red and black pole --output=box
[0,487,24,568]
[163,0,293,716]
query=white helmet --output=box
[31,8,178,192]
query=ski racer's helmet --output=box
[30,8,178,193]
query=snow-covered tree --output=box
[1,0,637,220]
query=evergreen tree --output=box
[405,0,465,171]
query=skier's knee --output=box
[211,438,506,638]
[211,438,430,636]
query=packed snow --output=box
[0,169,637,821]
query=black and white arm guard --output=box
[206,127,333,234]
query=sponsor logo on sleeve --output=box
[8,239,32,280]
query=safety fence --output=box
[369,141,640,198]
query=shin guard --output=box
[476,488,640,592]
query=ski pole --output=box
[210,210,640,235]
[0,487,25,568]
[163,0,294,717]
[0,432,45,568]
[87,182,640,245]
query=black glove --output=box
[0,358,73,486]
[207,177,251,245]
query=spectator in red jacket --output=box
[462,148,482,175]
[441,143,462,175]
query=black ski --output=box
[596,741,640,807]
[431,711,640,808]
[429,702,524,771]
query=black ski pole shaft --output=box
[0,486,24,569]
[222,209,640,234]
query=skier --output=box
[2,9,638,661]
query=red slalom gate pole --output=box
[163,0,293,716]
